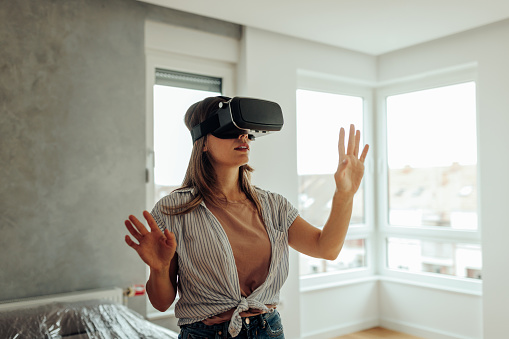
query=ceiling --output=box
[139,0,509,55]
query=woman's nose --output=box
[238,134,248,141]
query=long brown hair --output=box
[162,96,263,218]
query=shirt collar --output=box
[173,187,206,207]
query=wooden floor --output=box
[332,327,424,339]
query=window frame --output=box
[376,67,482,294]
[296,72,376,290]
[145,51,236,209]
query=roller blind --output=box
[155,68,222,93]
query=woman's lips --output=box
[234,144,250,151]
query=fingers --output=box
[338,127,345,158]
[165,230,176,245]
[347,124,355,155]
[143,210,162,234]
[126,211,162,238]
[343,124,367,162]
[360,144,369,163]
[354,130,360,157]
[128,215,149,235]
[125,219,143,241]
[124,235,140,250]
[163,229,177,248]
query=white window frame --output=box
[296,71,376,291]
[376,67,482,295]
[144,21,237,318]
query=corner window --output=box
[384,81,481,280]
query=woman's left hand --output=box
[334,124,369,195]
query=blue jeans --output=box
[178,310,285,339]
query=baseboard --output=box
[380,317,479,339]
[300,317,379,339]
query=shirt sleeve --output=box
[266,191,299,232]
[150,197,170,233]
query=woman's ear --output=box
[203,139,208,152]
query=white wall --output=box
[379,281,482,339]
[378,18,509,339]
[300,279,379,339]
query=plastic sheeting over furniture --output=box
[0,299,179,339]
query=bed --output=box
[0,287,179,339]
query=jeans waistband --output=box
[182,309,278,332]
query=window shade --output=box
[155,68,222,93]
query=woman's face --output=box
[204,134,251,170]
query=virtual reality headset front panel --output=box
[191,97,284,143]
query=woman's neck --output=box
[214,166,245,201]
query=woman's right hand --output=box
[124,211,177,272]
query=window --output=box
[296,89,369,278]
[299,238,367,275]
[382,81,481,282]
[153,69,222,203]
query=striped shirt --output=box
[150,186,299,337]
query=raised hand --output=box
[335,124,369,195]
[124,211,177,271]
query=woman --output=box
[124,96,369,338]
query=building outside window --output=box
[382,80,481,282]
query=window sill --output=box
[378,275,482,296]
[300,274,482,296]
[300,275,378,293]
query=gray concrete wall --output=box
[0,0,239,305]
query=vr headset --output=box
[190,96,284,143]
